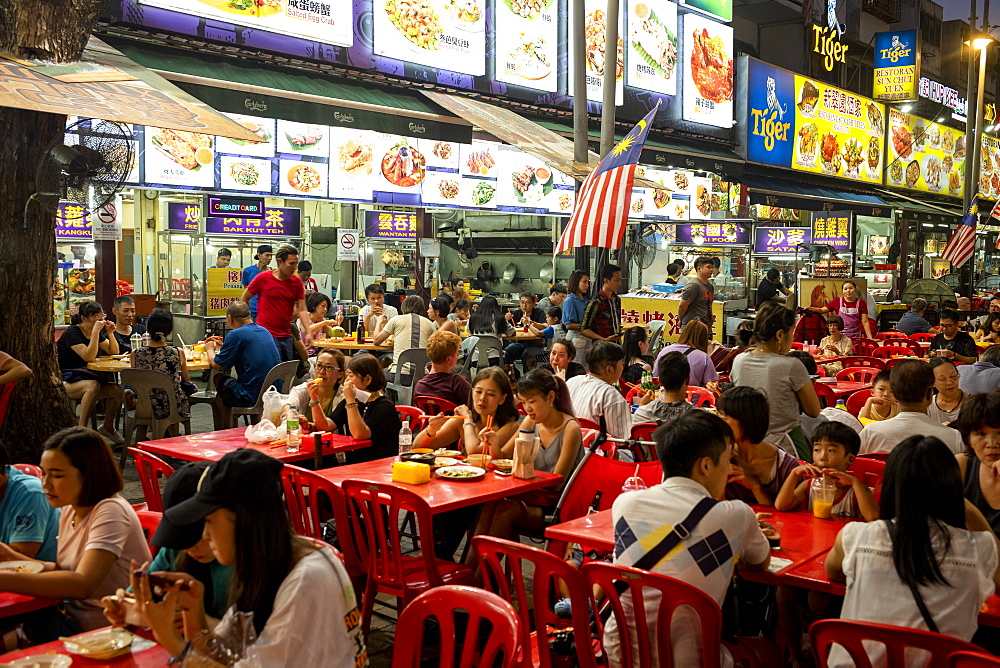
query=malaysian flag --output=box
[941,195,979,268]
[555,104,660,255]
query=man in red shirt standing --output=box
[241,244,312,362]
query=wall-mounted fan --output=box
[31,119,134,220]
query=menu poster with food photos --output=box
[373,133,430,195]
[496,143,552,212]
[277,121,329,158]
[373,0,486,77]
[143,128,216,188]
[681,13,733,128]
[886,109,964,198]
[328,126,376,201]
[569,0,625,104]
[626,0,679,96]
[979,133,1000,200]
[495,0,558,92]
[792,75,884,184]
[216,114,276,159]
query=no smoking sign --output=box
[337,229,359,261]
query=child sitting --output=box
[859,368,900,421]
[448,298,471,326]
[774,421,878,520]
[525,306,565,369]
[631,351,693,426]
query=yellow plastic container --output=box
[391,461,430,485]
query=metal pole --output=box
[600,0,619,157]
[970,44,989,296]
[572,0,588,167]
[965,0,979,211]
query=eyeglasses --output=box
[315,364,341,372]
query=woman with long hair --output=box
[413,366,521,454]
[620,326,652,385]
[57,300,123,439]
[826,436,1000,662]
[655,320,719,388]
[463,295,514,368]
[133,449,367,666]
[732,303,821,460]
[537,339,586,380]
[0,427,150,641]
[303,292,343,355]
[470,368,583,551]
[132,308,191,429]
[927,357,967,425]
[562,270,591,368]
[976,312,1000,343]
[427,296,460,336]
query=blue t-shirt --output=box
[562,294,586,326]
[147,548,232,619]
[213,323,281,403]
[0,467,59,561]
[241,265,264,316]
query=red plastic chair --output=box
[910,333,938,342]
[880,337,914,348]
[413,395,459,416]
[872,345,916,360]
[11,463,41,478]
[845,389,872,417]
[847,455,886,503]
[473,536,599,668]
[837,356,885,369]
[128,447,175,513]
[577,417,601,431]
[280,465,366,584]
[0,380,18,430]
[687,386,716,407]
[949,650,1000,667]
[852,339,880,357]
[342,480,475,639]
[392,585,520,668]
[789,341,804,350]
[815,365,827,378]
[876,331,906,340]
[857,452,889,461]
[582,428,616,459]
[135,510,162,558]
[813,381,838,409]
[584,563,778,668]
[550,451,663,527]
[810,619,981,667]
[836,367,879,383]
[631,422,658,443]
[395,405,425,432]
[883,357,911,368]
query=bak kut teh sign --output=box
[165,202,301,237]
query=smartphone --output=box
[132,569,189,592]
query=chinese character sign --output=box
[811,211,853,250]
[166,203,202,232]
[56,202,93,240]
[873,30,919,102]
[202,208,302,237]
[673,221,750,246]
[206,268,246,316]
[364,210,418,240]
[753,227,813,253]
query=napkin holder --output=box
[513,429,539,479]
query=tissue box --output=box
[391,461,430,485]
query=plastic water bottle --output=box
[129,332,141,352]
[398,423,412,456]
[286,407,301,453]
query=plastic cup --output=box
[766,520,784,549]
[811,477,836,519]
[621,476,647,494]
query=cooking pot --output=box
[540,261,554,284]
[476,261,494,284]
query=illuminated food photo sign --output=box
[681,13,733,128]
[886,108,964,197]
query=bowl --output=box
[492,458,514,471]
[400,452,436,466]
[466,454,492,468]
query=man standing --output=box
[580,264,622,343]
[536,284,567,312]
[929,309,978,364]
[241,245,312,363]
[895,298,934,336]
[678,256,715,333]
[241,244,273,320]
[209,248,232,269]
[111,295,144,353]
[297,260,318,294]
[755,268,790,309]
[205,301,281,429]
[566,341,631,441]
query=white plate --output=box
[434,457,460,467]
[0,560,43,575]
[2,655,72,668]
[432,449,462,458]
[435,465,486,481]
[62,628,134,658]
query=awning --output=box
[876,190,963,224]
[0,37,259,141]
[742,174,892,218]
[108,40,472,143]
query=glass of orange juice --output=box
[811,477,836,519]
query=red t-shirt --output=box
[246,271,305,337]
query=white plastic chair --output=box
[386,348,431,406]
[118,369,191,468]
[230,360,300,427]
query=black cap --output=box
[151,461,211,550]
[165,450,284,527]
[254,244,273,260]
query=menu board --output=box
[791,75,884,184]
[216,114,275,158]
[886,109,964,197]
[569,0,624,104]
[494,0,558,93]
[327,127,376,202]
[373,0,486,77]
[681,14,733,128]
[979,133,1000,200]
[626,0,679,96]
[138,0,353,47]
[143,128,215,188]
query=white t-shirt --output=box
[830,520,997,668]
[219,546,368,667]
[859,411,964,455]
[57,495,152,630]
[383,313,436,374]
[358,303,398,328]
[606,477,770,667]
[566,374,632,440]
[732,352,811,453]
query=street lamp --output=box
[973,36,994,50]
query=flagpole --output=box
[597,0,622,290]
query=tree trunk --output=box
[0,0,109,461]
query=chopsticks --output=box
[619,380,652,396]
[484,414,493,432]
[419,414,465,420]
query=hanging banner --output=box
[873,29,919,102]
[673,221,750,246]
[364,210,418,240]
[206,268,245,316]
[166,202,201,232]
[204,207,302,237]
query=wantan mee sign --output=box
[873,30,919,102]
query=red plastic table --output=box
[0,592,57,619]
[316,456,562,513]
[817,380,872,399]
[0,627,169,665]
[138,427,370,463]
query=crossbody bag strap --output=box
[885,520,939,633]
